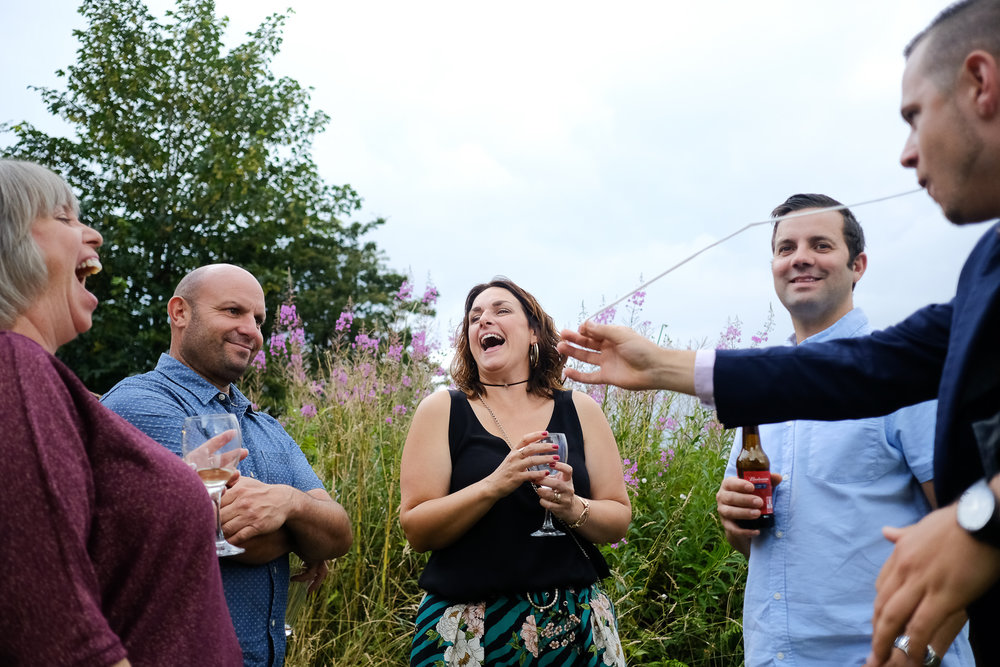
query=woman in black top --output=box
[401,278,631,666]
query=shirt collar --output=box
[789,308,869,347]
[153,353,254,412]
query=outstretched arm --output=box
[558,322,698,394]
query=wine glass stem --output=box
[210,487,226,542]
[542,510,555,530]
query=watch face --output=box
[959,481,996,532]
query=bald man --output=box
[102,264,352,667]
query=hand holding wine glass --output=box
[530,432,569,537]
[182,413,247,557]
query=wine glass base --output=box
[216,541,246,557]
[530,528,566,537]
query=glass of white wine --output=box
[530,432,568,537]
[182,413,245,557]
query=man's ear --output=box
[851,251,868,286]
[964,50,1000,119]
[167,296,190,328]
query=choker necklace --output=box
[480,379,529,388]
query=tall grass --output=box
[245,285,771,666]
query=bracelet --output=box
[567,497,591,529]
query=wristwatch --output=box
[956,478,1000,548]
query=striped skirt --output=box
[410,583,625,666]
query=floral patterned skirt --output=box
[409,583,625,666]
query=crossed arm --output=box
[221,478,352,565]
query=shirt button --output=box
[773,592,781,600]
[271,620,276,627]
[775,530,784,538]
[217,393,227,402]
[777,652,785,660]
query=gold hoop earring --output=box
[529,342,539,368]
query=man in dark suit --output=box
[558,1,1000,666]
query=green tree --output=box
[2,0,411,391]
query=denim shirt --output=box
[102,354,324,667]
[724,309,974,667]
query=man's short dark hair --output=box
[905,0,1000,88]
[770,193,865,266]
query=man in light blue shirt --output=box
[102,264,353,666]
[715,194,973,666]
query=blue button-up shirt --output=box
[102,354,324,667]
[725,309,973,667]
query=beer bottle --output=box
[736,424,774,530]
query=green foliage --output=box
[589,387,747,666]
[245,287,767,665]
[1,0,409,391]
[244,285,443,665]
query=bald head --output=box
[167,264,266,391]
[174,264,262,303]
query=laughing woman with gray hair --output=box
[0,160,241,665]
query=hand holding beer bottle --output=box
[736,425,775,530]
[716,425,781,556]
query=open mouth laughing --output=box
[76,257,102,282]
[480,332,505,350]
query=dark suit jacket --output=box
[713,220,1000,660]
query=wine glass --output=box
[182,413,245,557]
[530,432,568,537]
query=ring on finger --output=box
[893,635,941,667]
[554,491,561,503]
[518,447,526,458]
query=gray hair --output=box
[0,160,80,328]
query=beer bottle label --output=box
[741,470,773,514]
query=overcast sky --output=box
[2,0,989,352]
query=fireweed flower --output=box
[658,448,676,477]
[335,309,354,332]
[395,279,413,302]
[622,458,639,493]
[277,304,298,328]
[411,331,430,361]
[300,404,317,419]
[251,349,266,372]
[656,415,679,432]
[717,320,742,350]
[628,290,646,308]
[421,284,439,306]
[353,333,380,354]
[593,306,617,325]
[269,332,287,356]
[387,343,404,362]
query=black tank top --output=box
[418,389,610,601]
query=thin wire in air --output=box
[586,188,923,322]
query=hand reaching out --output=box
[557,321,696,394]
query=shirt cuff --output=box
[694,349,716,409]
